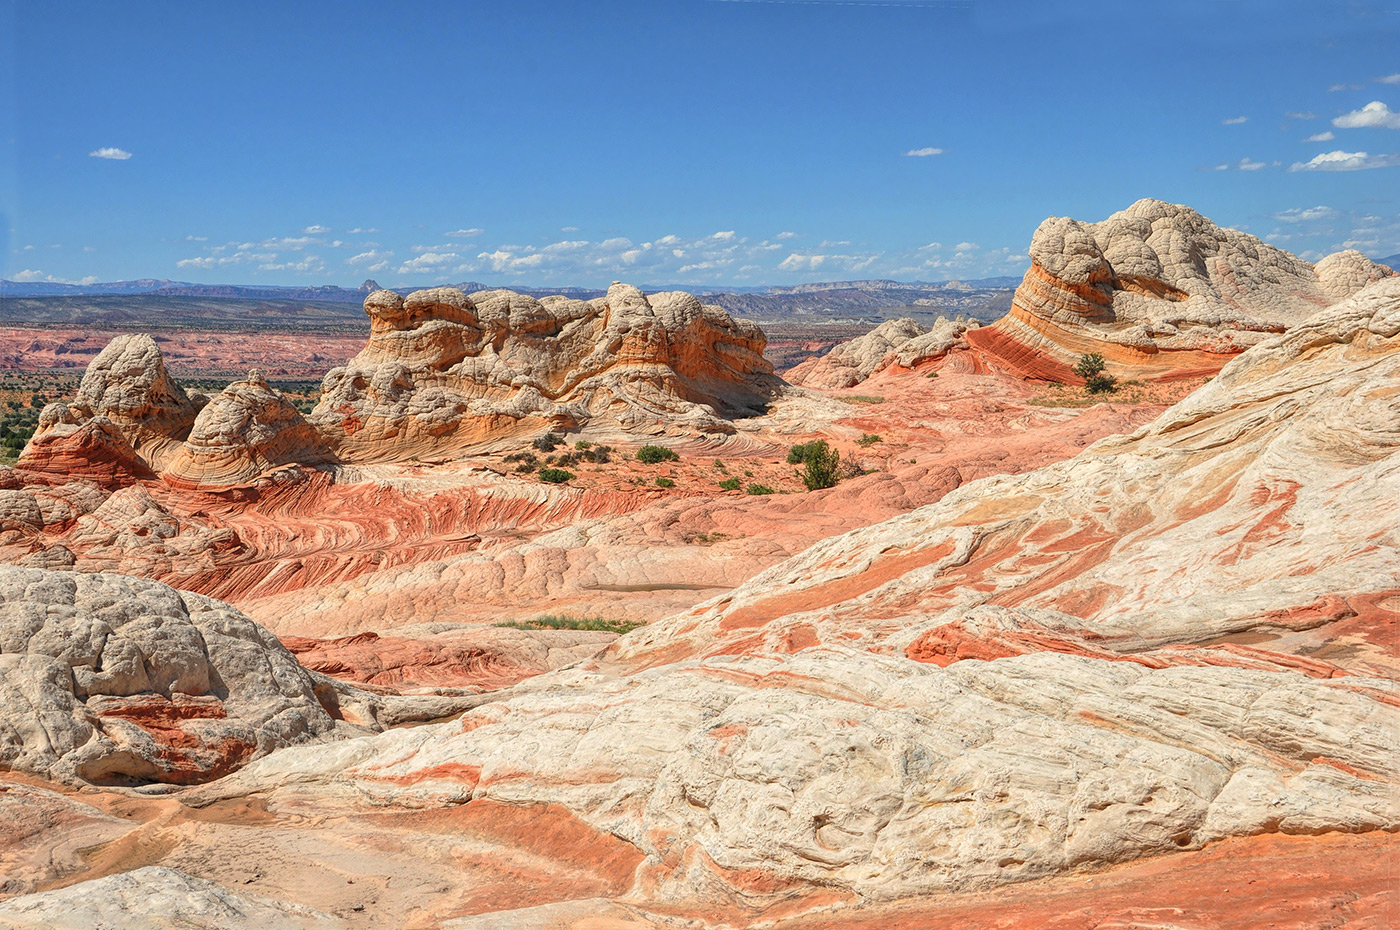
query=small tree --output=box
[538,467,574,483]
[788,440,841,491]
[1074,353,1116,394]
[636,445,679,464]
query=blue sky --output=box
[2,0,1398,289]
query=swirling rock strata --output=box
[975,198,1395,381]
[785,316,975,388]
[310,282,779,461]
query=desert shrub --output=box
[718,477,741,491]
[655,477,675,488]
[575,440,592,450]
[1073,353,1106,379]
[713,459,727,471]
[538,467,574,483]
[788,439,841,491]
[746,483,776,495]
[496,614,644,634]
[838,457,866,480]
[636,445,679,464]
[532,432,565,452]
[846,395,885,404]
[1084,374,1117,394]
[857,433,882,446]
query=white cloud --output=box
[184,235,208,242]
[1376,74,1400,85]
[1333,101,1400,130]
[1329,83,1364,92]
[304,224,330,234]
[11,269,98,284]
[954,241,979,251]
[477,250,512,273]
[444,228,484,238]
[1305,131,1336,142]
[1288,150,1400,171]
[1237,157,1267,171]
[1213,163,1229,171]
[1221,116,1248,125]
[88,147,132,160]
[774,231,797,240]
[259,256,325,274]
[902,147,944,157]
[397,251,459,274]
[1274,206,1339,223]
[711,230,736,240]
[347,250,393,266]
[778,253,826,272]
[561,226,580,232]
[260,236,317,250]
[346,227,377,234]
[1285,111,1318,120]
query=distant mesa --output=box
[309,282,779,461]
[970,198,1395,382]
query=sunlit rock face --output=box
[309,282,781,461]
[971,198,1395,381]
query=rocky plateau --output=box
[0,202,1395,928]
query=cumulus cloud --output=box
[347,250,393,266]
[1221,116,1248,125]
[1274,206,1339,223]
[711,230,736,240]
[902,147,944,157]
[778,253,826,272]
[774,231,797,240]
[88,147,132,160]
[1288,150,1400,171]
[1305,131,1336,142]
[10,270,100,285]
[185,235,208,242]
[954,241,979,251]
[1376,74,1400,85]
[346,227,377,234]
[304,225,330,234]
[397,251,459,274]
[1333,101,1400,130]
[561,226,580,232]
[1237,157,1267,171]
[1329,83,1364,92]
[444,228,484,238]
[259,256,326,274]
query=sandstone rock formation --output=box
[27,334,202,471]
[162,370,334,488]
[785,316,975,388]
[184,279,1399,920]
[309,283,779,460]
[0,566,478,786]
[973,198,1395,381]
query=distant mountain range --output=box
[1377,253,1400,270]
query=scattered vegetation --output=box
[1074,353,1118,394]
[857,433,882,446]
[788,440,841,491]
[846,394,886,405]
[925,371,939,379]
[537,467,574,484]
[655,477,675,488]
[713,459,727,472]
[746,483,776,495]
[718,477,742,491]
[495,614,645,635]
[636,444,680,464]
[532,432,566,452]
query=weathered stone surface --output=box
[0,866,343,929]
[975,198,1396,381]
[786,316,974,388]
[310,283,779,460]
[25,334,201,471]
[16,416,157,488]
[163,370,335,488]
[0,567,479,785]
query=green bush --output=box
[746,483,775,495]
[538,467,574,483]
[788,439,841,491]
[636,445,679,464]
[496,614,644,634]
[857,433,882,446]
[532,432,565,452]
[718,477,741,491]
[655,477,675,488]
[1073,353,1106,379]
[1084,373,1118,394]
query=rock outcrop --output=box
[188,279,1400,917]
[27,334,202,471]
[0,566,477,785]
[971,198,1395,381]
[309,283,779,460]
[162,370,335,488]
[785,316,975,388]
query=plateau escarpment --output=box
[310,283,780,461]
[970,198,1394,381]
